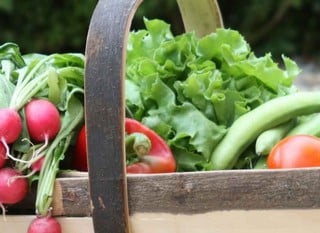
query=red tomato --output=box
[72,125,88,171]
[267,135,320,169]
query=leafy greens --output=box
[125,18,300,171]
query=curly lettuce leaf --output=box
[126,19,300,171]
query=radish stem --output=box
[1,138,29,164]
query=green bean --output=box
[210,91,320,170]
[253,156,268,169]
[286,113,320,137]
[255,119,296,156]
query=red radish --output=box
[0,167,28,216]
[0,167,28,203]
[0,108,23,163]
[31,156,45,173]
[25,99,61,142]
[0,108,22,144]
[27,216,62,233]
[0,143,6,168]
[12,156,45,180]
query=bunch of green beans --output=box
[210,91,320,170]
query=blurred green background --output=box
[1,0,319,62]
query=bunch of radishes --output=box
[0,43,85,233]
[0,99,58,201]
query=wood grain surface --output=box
[9,168,320,217]
[4,210,320,233]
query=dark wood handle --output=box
[85,0,142,232]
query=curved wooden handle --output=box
[84,0,223,233]
[177,0,224,36]
[85,0,142,232]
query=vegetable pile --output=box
[72,18,320,173]
[2,17,320,232]
[125,18,311,171]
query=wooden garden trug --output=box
[84,0,320,233]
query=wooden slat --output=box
[9,168,320,216]
[3,210,320,233]
[127,168,320,213]
[51,177,91,217]
[129,209,320,233]
[56,168,320,215]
